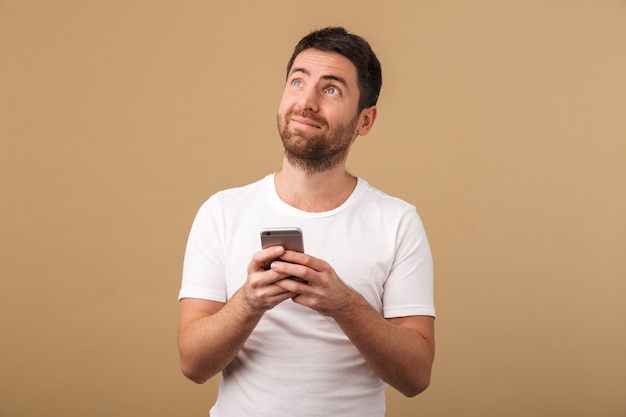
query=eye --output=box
[325,86,340,95]
[292,79,303,87]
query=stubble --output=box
[277,111,359,174]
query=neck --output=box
[274,156,357,212]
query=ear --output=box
[356,106,377,137]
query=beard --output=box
[277,110,359,174]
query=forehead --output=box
[289,48,358,83]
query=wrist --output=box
[331,289,370,321]
[232,288,267,318]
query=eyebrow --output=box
[290,67,349,87]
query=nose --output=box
[297,86,319,113]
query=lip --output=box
[291,116,322,129]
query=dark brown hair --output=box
[286,27,382,112]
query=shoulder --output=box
[358,179,417,213]
[353,179,427,235]
[201,175,272,209]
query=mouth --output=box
[291,116,322,129]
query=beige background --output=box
[1,1,625,416]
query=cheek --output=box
[277,96,293,117]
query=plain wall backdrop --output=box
[1,1,625,416]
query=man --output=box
[178,27,435,417]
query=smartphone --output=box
[260,227,305,272]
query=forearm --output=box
[269,251,435,394]
[178,291,263,384]
[333,294,435,397]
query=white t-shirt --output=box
[180,174,435,417]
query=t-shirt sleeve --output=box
[178,197,228,302]
[382,208,435,318]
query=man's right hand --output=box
[178,245,298,384]
[243,246,297,312]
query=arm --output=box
[272,252,435,397]
[178,294,260,384]
[178,246,296,384]
[332,296,435,397]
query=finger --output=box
[249,246,286,272]
[278,250,324,272]
[270,261,313,285]
[248,268,291,290]
[274,277,307,293]
[246,286,297,311]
